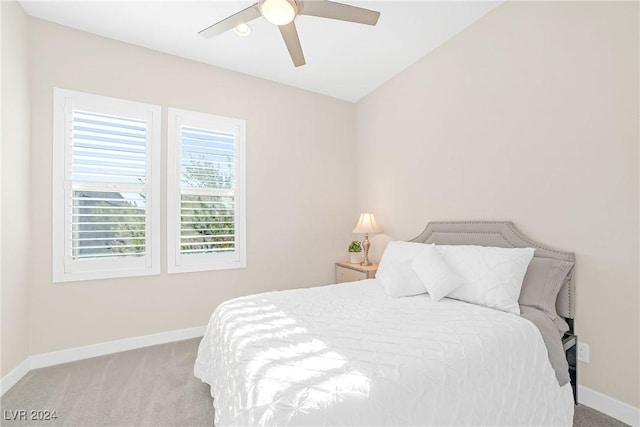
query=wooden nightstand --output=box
[335,262,378,283]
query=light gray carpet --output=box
[1,339,212,426]
[0,338,629,427]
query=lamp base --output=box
[361,233,372,266]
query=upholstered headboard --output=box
[409,221,575,320]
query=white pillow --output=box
[437,245,535,314]
[376,241,427,298]
[411,244,465,302]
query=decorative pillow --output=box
[411,244,465,302]
[518,257,574,320]
[553,316,570,336]
[437,245,536,314]
[376,241,427,298]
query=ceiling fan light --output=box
[260,0,297,26]
[233,22,252,36]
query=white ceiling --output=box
[19,0,500,102]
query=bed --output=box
[195,221,576,426]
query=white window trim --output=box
[52,88,161,282]
[167,108,246,274]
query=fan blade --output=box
[198,4,261,38]
[278,22,306,67]
[299,1,380,26]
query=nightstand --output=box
[562,333,577,404]
[335,262,378,283]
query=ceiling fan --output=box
[198,0,381,67]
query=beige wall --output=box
[355,1,639,407]
[28,19,356,355]
[1,0,31,377]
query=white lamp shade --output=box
[260,0,297,26]
[352,213,382,234]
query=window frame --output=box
[52,88,161,283]
[166,108,247,274]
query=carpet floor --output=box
[0,338,628,427]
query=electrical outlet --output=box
[578,342,590,363]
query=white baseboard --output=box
[0,358,31,395]
[1,325,205,396]
[579,385,640,427]
[29,325,206,369]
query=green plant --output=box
[348,240,362,253]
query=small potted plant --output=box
[348,240,363,264]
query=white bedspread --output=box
[195,280,574,426]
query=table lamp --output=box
[352,213,382,266]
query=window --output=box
[52,89,161,282]
[167,108,246,273]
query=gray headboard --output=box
[409,221,575,320]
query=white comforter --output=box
[195,280,574,426]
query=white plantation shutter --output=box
[167,109,246,273]
[71,111,148,259]
[53,89,161,282]
[72,190,146,259]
